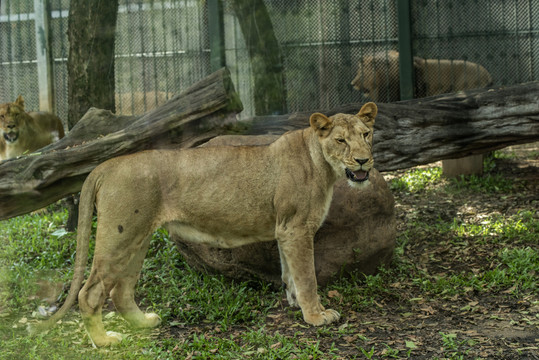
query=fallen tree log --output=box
[238,83,539,172]
[1,78,538,220]
[0,68,242,219]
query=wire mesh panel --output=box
[222,1,254,119]
[0,0,39,111]
[115,0,211,115]
[264,0,398,111]
[2,0,539,121]
[410,0,539,96]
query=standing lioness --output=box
[35,103,378,346]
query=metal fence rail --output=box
[1,0,538,124]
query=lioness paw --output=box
[143,313,161,328]
[90,331,123,347]
[304,309,340,326]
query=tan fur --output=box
[351,50,492,101]
[0,95,65,161]
[34,103,378,346]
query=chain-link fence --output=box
[0,1,39,111]
[115,0,210,116]
[1,0,538,124]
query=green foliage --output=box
[450,211,536,244]
[139,231,276,330]
[448,173,513,193]
[389,166,442,193]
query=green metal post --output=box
[208,0,226,71]
[397,0,414,100]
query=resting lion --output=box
[351,50,492,102]
[0,95,65,161]
[34,102,378,347]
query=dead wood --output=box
[0,68,242,219]
[1,78,538,220]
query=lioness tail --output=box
[29,171,98,334]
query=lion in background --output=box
[0,95,65,161]
[32,103,378,347]
[351,50,492,176]
[351,50,492,102]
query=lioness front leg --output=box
[276,232,340,326]
[278,247,298,307]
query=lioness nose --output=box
[355,158,369,165]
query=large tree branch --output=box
[0,79,537,220]
[237,82,539,171]
[0,68,242,219]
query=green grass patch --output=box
[448,173,513,193]
[390,166,442,193]
[139,230,276,330]
[450,210,537,244]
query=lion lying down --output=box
[33,102,378,347]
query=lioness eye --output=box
[336,138,346,144]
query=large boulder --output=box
[170,135,396,286]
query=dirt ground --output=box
[164,144,538,359]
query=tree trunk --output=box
[0,80,537,220]
[230,0,287,115]
[67,0,119,129]
[65,0,119,230]
[0,68,242,220]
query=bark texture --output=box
[67,0,119,129]
[0,81,537,220]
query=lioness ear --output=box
[357,102,377,128]
[309,112,333,135]
[15,95,25,109]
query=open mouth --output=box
[345,168,370,183]
[3,132,18,143]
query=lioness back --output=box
[90,130,315,248]
[0,95,65,160]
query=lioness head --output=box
[310,102,377,188]
[0,95,27,144]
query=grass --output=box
[0,150,537,359]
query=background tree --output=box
[65,0,119,229]
[231,0,287,115]
[67,0,119,129]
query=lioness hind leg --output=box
[78,270,122,347]
[276,232,340,326]
[110,235,161,329]
[79,223,156,346]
